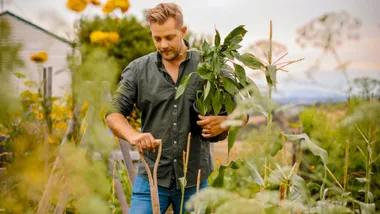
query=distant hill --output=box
[273,94,347,104]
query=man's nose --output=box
[160,39,168,49]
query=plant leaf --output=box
[215,28,221,47]
[175,74,192,99]
[196,92,206,115]
[178,177,187,189]
[13,72,26,79]
[358,202,376,214]
[267,65,277,90]
[197,64,214,81]
[245,77,261,96]
[228,127,239,156]
[212,88,222,115]
[307,182,321,192]
[213,52,221,74]
[223,25,247,46]
[233,63,246,87]
[221,76,238,96]
[291,173,311,203]
[212,160,241,188]
[24,80,38,88]
[187,47,203,56]
[246,161,264,187]
[204,81,211,101]
[356,177,367,183]
[251,104,268,118]
[284,133,328,165]
[238,53,264,70]
[224,92,235,114]
[269,133,284,157]
[202,39,210,53]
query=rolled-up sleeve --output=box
[108,63,137,117]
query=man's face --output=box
[150,17,186,61]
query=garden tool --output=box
[140,139,162,214]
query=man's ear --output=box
[181,26,187,38]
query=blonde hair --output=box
[145,3,183,28]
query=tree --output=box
[77,15,155,85]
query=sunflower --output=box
[37,113,44,120]
[107,32,120,43]
[89,0,101,6]
[66,0,87,12]
[30,51,48,63]
[102,0,129,14]
[90,31,120,45]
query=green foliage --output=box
[186,188,306,213]
[60,144,110,214]
[77,15,155,89]
[208,159,262,198]
[299,100,380,210]
[211,159,242,188]
[176,25,260,116]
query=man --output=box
[106,3,246,213]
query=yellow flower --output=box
[37,113,44,120]
[48,137,55,143]
[310,165,315,170]
[89,0,101,6]
[30,51,48,63]
[81,123,87,134]
[66,0,87,12]
[90,31,120,45]
[102,0,116,13]
[215,157,223,165]
[90,31,108,44]
[102,0,129,14]
[107,32,120,43]
[24,80,38,88]
[114,0,130,13]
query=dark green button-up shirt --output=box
[110,47,214,189]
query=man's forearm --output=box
[106,113,139,143]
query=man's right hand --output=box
[105,113,158,154]
[128,132,157,154]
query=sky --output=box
[3,0,380,101]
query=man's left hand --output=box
[196,115,229,138]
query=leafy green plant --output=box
[175,25,262,116]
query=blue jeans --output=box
[129,174,208,214]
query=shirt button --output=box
[174,159,177,163]
[174,123,177,126]
[174,105,177,108]
[174,141,177,144]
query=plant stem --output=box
[264,85,272,187]
[180,133,191,214]
[295,140,303,174]
[112,161,116,206]
[264,20,273,188]
[365,94,375,204]
[365,131,373,204]
[320,166,327,201]
[343,140,350,191]
[365,138,371,204]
